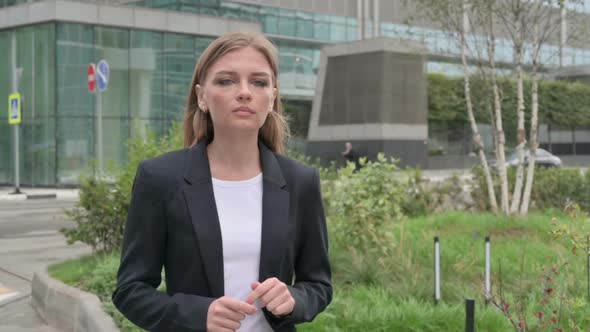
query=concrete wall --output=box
[307,37,429,168]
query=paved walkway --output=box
[0,198,91,332]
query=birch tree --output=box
[497,0,527,214]
[480,0,511,213]
[520,0,565,214]
[410,0,499,212]
[411,0,587,215]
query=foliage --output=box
[427,74,590,146]
[402,170,473,216]
[472,166,590,213]
[51,211,590,331]
[489,260,584,332]
[531,168,590,212]
[299,286,512,332]
[47,255,104,286]
[285,145,338,182]
[62,178,128,252]
[488,212,590,332]
[327,155,405,258]
[62,122,183,253]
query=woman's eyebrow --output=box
[212,70,238,76]
[212,71,271,78]
[250,72,271,78]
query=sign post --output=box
[9,31,22,195]
[92,60,109,177]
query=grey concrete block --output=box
[30,270,119,332]
[45,281,79,332]
[31,272,49,322]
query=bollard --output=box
[465,299,475,332]
[434,236,441,304]
[485,236,491,303]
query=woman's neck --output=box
[207,133,262,181]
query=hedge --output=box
[427,73,590,129]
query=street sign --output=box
[88,63,96,93]
[96,59,109,92]
[8,93,21,125]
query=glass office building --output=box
[1,0,589,185]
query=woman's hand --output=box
[207,296,256,332]
[247,278,295,317]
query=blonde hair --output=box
[183,31,289,154]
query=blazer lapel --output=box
[258,143,290,282]
[182,141,225,298]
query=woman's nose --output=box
[237,81,252,102]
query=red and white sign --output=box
[87,63,96,93]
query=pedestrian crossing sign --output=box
[8,93,21,125]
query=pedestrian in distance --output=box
[341,141,361,171]
[112,32,332,332]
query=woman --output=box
[112,32,332,332]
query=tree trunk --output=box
[520,73,538,215]
[463,59,498,214]
[461,0,498,212]
[486,10,510,214]
[520,24,541,215]
[510,44,526,214]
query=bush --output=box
[62,122,183,253]
[62,179,127,252]
[472,165,590,213]
[83,254,120,300]
[327,154,406,258]
[532,167,589,212]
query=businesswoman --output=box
[112,32,332,332]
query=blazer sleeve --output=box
[266,168,333,328]
[112,162,215,332]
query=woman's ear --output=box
[196,84,207,111]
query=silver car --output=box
[505,148,562,168]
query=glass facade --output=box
[0,21,219,186]
[0,24,56,186]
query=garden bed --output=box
[49,211,590,331]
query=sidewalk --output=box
[0,187,79,201]
[0,199,89,331]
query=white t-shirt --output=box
[212,173,273,332]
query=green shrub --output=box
[532,167,589,212]
[327,154,405,258]
[62,122,183,253]
[83,254,120,300]
[472,165,589,213]
[62,178,127,252]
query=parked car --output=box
[488,148,562,171]
[505,148,562,168]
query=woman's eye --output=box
[252,80,269,87]
[216,79,234,86]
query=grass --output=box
[49,211,590,331]
[298,285,511,332]
[47,254,105,286]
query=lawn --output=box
[49,211,590,331]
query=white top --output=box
[212,173,273,332]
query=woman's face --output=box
[197,46,276,136]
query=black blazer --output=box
[112,141,332,332]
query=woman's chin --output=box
[219,121,265,135]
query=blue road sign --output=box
[96,59,109,92]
